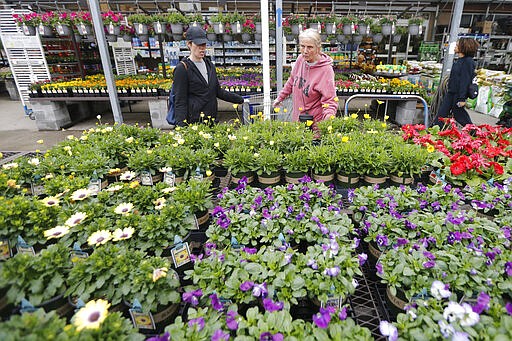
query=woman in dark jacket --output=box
[434,38,480,128]
[173,26,243,126]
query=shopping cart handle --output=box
[243,98,250,103]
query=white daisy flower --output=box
[71,188,92,201]
[105,184,123,192]
[114,202,134,215]
[438,320,454,338]
[152,267,168,282]
[119,171,137,181]
[73,299,110,331]
[177,138,185,145]
[63,146,72,151]
[43,225,70,239]
[228,134,237,141]
[379,321,398,340]
[65,212,87,227]
[159,167,173,173]
[2,162,18,170]
[28,158,40,166]
[112,227,135,241]
[154,197,167,210]
[87,230,112,246]
[41,196,60,207]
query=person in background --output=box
[273,28,338,130]
[173,26,244,126]
[433,37,480,128]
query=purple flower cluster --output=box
[182,289,203,306]
[213,206,231,229]
[262,298,284,312]
[312,306,336,328]
[259,332,284,341]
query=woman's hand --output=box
[272,99,281,107]
[456,101,466,108]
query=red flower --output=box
[450,161,467,176]
[490,162,504,175]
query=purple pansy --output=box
[307,259,318,270]
[506,302,512,316]
[324,266,340,277]
[358,253,368,266]
[423,260,436,268]
[146,332,170,341]
[252,282,268,297]
[472,292,490,314]
[312,307,335,328]
[226,310,239,330]
[376,234,389,247]
[211,329,230,341]
[182,289,203,306]
[505,262,512,276]
[260,332,284,341]
[379,321,398,341]
[188,317,205,331]
[240,281,254,291]
[210,293,223,311]
[338,306,348,320]
[262,298,284,312]
[376,262,383,274]
[404,220,417,230]
[243,247,257,255]
[295,212,305,221]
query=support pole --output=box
[88,0,123,124]
[276,0,283,91]
[261,0,271,119]
[441,0,465,75]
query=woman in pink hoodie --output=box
[273,28,338,129]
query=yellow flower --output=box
[65,212,87,227]
[384,115,389,120]
[214,142,220,148]
[114,202,134,215]
[152,267,168,282]
[129,180,140,188]
[71,188,92,201]
[206,169,213,177]
[322,103,329,108]
[381,123,387,128]
[41,196,60,207]
[364,114,371,119]
[299,107,304,111]
[341,136,349,143]
[350,113,358,119]
[283,108,288,113]
[427,144,435,153]
[6,179,17,188]
[232,103,239,109]
[73,299,110,331]
[306,120,313,127]
[333,97,339,102]
[112,227,135,241]
[327,125,332,132]
[36,139,44,144]
[87,230,112,246]
[274,107,280,113]
[376,100,384,105]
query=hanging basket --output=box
[171,23,184,34]
[21,24,36,36]
[373,33,384,43]
[325,23,336,35]
[38,24,54,37]
[222,34,233,42]
[353,34,363,43]
[231,21,242,34]
[106,34,118,42]
[122,34,132,42]
[381,24,393,36]
[408,24,420,36]
[77,23,93,36]
[172,34,183,41]
[343,24,353,35]
[291,24,302,35]
[336,34,345,42]
[309,22,321,33]
[153,21,164,34]
[56,24,72,36]
[106,23,120,36]
[241,33,252,42]
[393,34,402,43]
[207,33,217,41]
[255,22,262,33]
[255,33,263,41]
[133,22,148,35]
[212,22,223,34]
[358,24,368,35]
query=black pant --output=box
[434,92,473,128]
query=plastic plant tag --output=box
[0,239,11,260]
[193,166,203,180]
[70,242,88,263]
[31,182,45,196]
[163,171,176,186]
[88,179,102,195]
[192,214,200,230]
[321,285,342,309]
[231,237,244,251]
[140,170,153,186]
[129,299,155,330]
[171,236,191,268]
[16,236,35,256]
[20,298,37,313]
[74,298,86,313]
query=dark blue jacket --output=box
[447,56,476,102]
[173,57,243,126]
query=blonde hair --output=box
[299,28,322,48]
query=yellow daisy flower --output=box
[73,299,110,331]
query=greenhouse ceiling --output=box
[3,0,512,15]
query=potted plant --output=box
[203,24,217,41]
[241,18,256,42]
[70,11,93,36]
[38,11,58,37]
[54,12,74,36]
[0,309,69,339]
[254,147,283,186]
[102,11,124,36]
[333,139,364,188]
[223,146,257,184]
[357,17,373,35]
[388,139,429,185]
[127,147,165,183]
[340,15,357,35]
[371,24,383,43]
[209,13,226,34]
[0,244,72,313]
[282,148,311,184]
[12,13,41,35]
[127,13,152,35]
[166,11,187,34]
[322,13,339,35]
[394,26,407,43]
[379,16,396,36]
[186,13,205,27]
[408,17,424,35]
[309,144,336,184]
[172,178,213,228]
[286,14,306,35]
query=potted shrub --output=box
[282,149,311,184]
[166,11,187,34]
[127,13,152,35]
[388,139,429,185]
[127,147,165,184]
[254,147,283,186]
[379,16,396,36]
[0,244,73,314]
[102,11,124,36]
[223,146,257,184]
[71,11,93,36]
[309,144,336,184]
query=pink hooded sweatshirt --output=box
[276,53,338,123]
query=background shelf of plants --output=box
[0,117,511,340]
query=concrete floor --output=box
[0,93,499,152]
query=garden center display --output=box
[1,115,511,340]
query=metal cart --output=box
[242,91,293,124]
